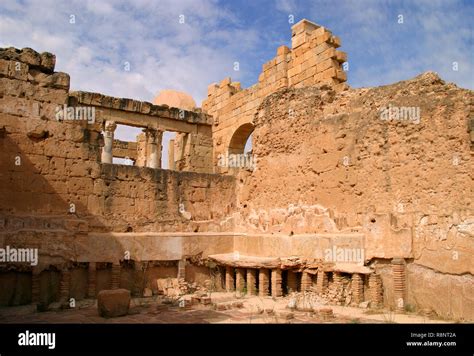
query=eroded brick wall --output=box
[233,72,473,319]
[203,19,347,172]
[0,47,237,269]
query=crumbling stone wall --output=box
[233,72,473,319]
[69,90,214,174]
[0,47,237,271]
[203,19,347,172]
[1,19,473,321]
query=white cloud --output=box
[0,0,257,106]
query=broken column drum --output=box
[392,258,406,311]
[235,268,246,292]
[368,273,383,307]
[259,269,270,297]
[246,269,257,295]
[271,268,282,297]
[351,273,364,305]
[225,266,235,292]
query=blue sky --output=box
[1,0,472,103]
[0,0,472,161]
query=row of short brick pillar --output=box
[31,262,124,304]
[315,270,384,307]
[225,266,282,297]
[224,267,315,297]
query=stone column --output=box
[136,132,147,167]
[246,269,257,295]
[59,268,71,303]
[31,270,41,304]
[259,269,270,297]
[333,272,343,287]
[368,273,383,308]
[301,271,312,292]
[145,128,163,169]
[392,258,406,312]
[111,263,121,290]
[316,270,328,294]
[351,273,364,305]
[235,268,246,292]
[133,261,144,296]
[168,139,175,170]
[87,262,97,298]
[177,259,186,279]
[271,268,282,297]
[225,266,234,292]
[287,271,298,293]
[101,120,117,164]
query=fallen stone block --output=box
[143,287,153,297]
[97,289,131,318]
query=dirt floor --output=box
[0,292,454,324]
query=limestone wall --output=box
[0,47,237,271]
[232,71,473,318]
[202,19,347,172]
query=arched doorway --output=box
[228,123,254,155]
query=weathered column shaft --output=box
[168,139,175,170]
[31,271,41,303]
[225,266,234,292]
[145,128,163,169]
[351,273,364,305]
[59,269,71,302]
[287,271,298,293]
[316,270,328,294]
[369,273,383,307]
[88,262,97,298]
[259,269,270,297]
[301,271,312,292]
[111,263,121,289]
[246,269,257,295]
[271,268,282,297]
[235,268,246,292]
[133,262,144,296]
[177,259,186,279]
[101,121,116,164]
[392,258,406,311]
[333,271,343,287]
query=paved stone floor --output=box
[0,293,451,324]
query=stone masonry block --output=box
[316,59,339,73]
[314,42,331,55]
[291,19,319,37]
[329,35,341,48]
[292,33,310,49]
[312,32,332,46]
[318,48,337,62]
[39,52,56,73]
[220,77,231,87]
[19,48,41,67]
[207,83,218,96]
[97,289,130,318]
[335,51,347,63]
[277,45,290,56]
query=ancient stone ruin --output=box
[0,19,473,322]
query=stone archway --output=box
[228,123,254,155]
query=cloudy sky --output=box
[1,0,472,162]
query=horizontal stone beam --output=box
[69,91,213,127]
